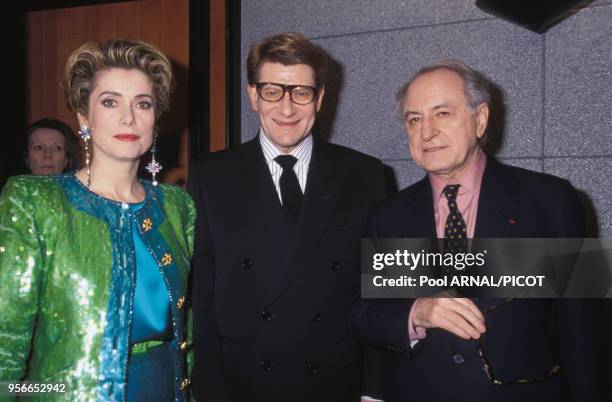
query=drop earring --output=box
[78,125,92,188]
[145,132,162,186]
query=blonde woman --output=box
[0,39,194,401]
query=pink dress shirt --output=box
[408,148,487,341]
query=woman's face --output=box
[79,68,156,167]
[26,128,67,175]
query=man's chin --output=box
[420,162,453,176]
[270,134,309,151]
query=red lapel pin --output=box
[508,217,517,224]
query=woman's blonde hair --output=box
[64,39,174,117]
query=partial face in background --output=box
[78,68,156,166]
[26,128,67,175]
[248,62,324,153]
[402,69,489,181]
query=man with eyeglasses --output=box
[189,32,387,401]
[350,60,604,401]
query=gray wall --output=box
[240,1,612,237]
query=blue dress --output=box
[127,202,174,401]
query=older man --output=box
[188,32,387,401]
[350,60,603,402]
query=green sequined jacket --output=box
[0,174,195,401]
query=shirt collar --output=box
[429,146,486,207]
[259,128,313,166]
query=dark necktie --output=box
[443,184,468,253]
[275,155,302,221]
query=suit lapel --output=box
[267,140,338,304]
[406,178,437,238]
[239,139,293,282]
[472,158,521,308]
[474,157,520,238]
[405,178,441,263]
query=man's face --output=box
[402,69,489,181]
[248,62,324,153]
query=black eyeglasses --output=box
[255,82,318,105]
[477,297,561,385]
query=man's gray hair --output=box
[395,59,492,119]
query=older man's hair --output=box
[395,59,492,119]
[247,32,328,88]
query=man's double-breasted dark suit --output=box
[350,157,604,402]
[188,137,386,401]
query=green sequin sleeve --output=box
[0,177,46,381]
[187,193,196,258]
[185,195,195,401]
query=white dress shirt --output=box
[259,128,312,203]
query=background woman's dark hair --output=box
[24,118,82,171]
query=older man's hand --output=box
[411,296,486,340]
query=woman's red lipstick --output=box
[113,134,140,142]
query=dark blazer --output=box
[188,137,387,402]
[350,157,604,402]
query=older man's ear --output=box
[475,103,490,139]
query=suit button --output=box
[260,361,272,372]
[307,363,319,374]
[242,259,253,269]
[311,312,321,322]
[261,310,272,321]
[452,354,464,364]
[329,261,341,271]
